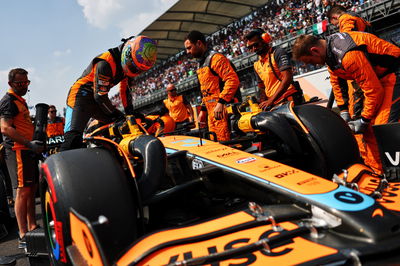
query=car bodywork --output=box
[39,103,400,265]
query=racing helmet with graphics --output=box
[121,36,157,77]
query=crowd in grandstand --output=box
[110,0,374,107]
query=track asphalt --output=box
[0,198,48,266]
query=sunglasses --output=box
[168,89,177,92]
[12,80,31,86]
[246,42,262,50]
[49,110,57,113]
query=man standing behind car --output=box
[184,30,240,141]
[163,83,194,128]
[245,28,303,111]
[0,68,43,249]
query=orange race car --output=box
[38,102,400,265]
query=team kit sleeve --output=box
[274,48,292,72]
[342,50,385,121]
[93,60,118,116]
[329,69,350,111]
[210,54,240,104]
[0,97,18,119]
[119,78,134,115]
[339,14,358,32]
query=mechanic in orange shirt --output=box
[163,83,193,127]
[292,32,400,174]
[327,5,373,160]
[144,106,175,137]
[0,68,43,248]
[245,28,303,110]
[184,30,240,142]
[327,5,372,33]
[61,36,157,151]
[46,105,64,138]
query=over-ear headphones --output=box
[253,28,272,44]
[261,32,272,44]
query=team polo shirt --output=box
[0,89,34,150]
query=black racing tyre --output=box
[293,104,361,178]
[40,148,138,265]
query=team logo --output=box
[334,191,363,204]
[236,157,256,164]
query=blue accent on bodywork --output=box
[165,147,374,212]
[171,139,207,147]
[306,186,374,211]
[64,106,73,132]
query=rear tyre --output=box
[40,148,138,265]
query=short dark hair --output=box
[185,30,206,45]
[327,5,346,21]
[245,28,264,41]
[292,35,321,60]
[48,105,56,110]
[8,68,28,82]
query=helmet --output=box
[121,36,157,77]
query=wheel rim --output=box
[45,189,62,260]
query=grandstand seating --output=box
[112,0,399,111]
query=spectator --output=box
[0,68,43,249]
[60,36,157,151]
[163,83,194,127]
[184,30,240,142]
[292,32,400,174]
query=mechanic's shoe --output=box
[18,235,27,249]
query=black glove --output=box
[111,109,125,122]
[25,140,44,154]
[348,118,369,134]
[340,111,351,122]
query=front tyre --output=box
[40,148,138,265]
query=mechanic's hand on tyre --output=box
[26,140,44,154]
[340,111,351,122]
[348,118,369,134]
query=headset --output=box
[253,28,272,44]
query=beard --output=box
[256,45,268,55]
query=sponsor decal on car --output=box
[138,222,338,265]
[216,150,240,158]
[192,159,204,169]
[274,169,299,178]
[236,157,257,164]
[204,147,229,154]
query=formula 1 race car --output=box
[39,102,400,265]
